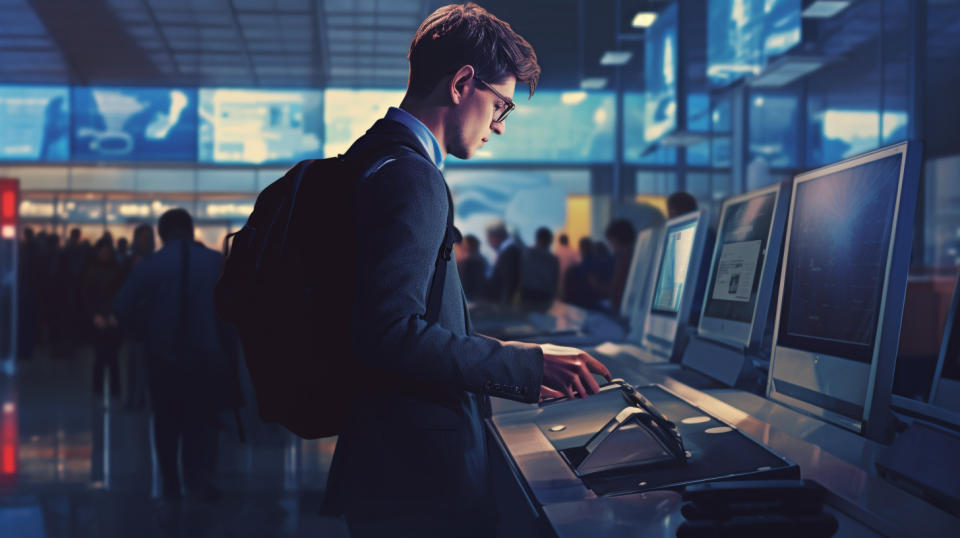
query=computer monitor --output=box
[767,141,922,441]
[893,273,960,430]
[621,225,665,343]
[643,209,711,361]
[698,182,790,350]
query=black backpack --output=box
[214,142,457,439]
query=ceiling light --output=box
[802,1,851,18]
[749,56,829,87]
[580,77,608,90]
[600,51,633,66]
[631,12,657,28]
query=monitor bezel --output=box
[767,141,922,441]
[697,182,789,350]
[892,272,960,431]
[642,209,710,360]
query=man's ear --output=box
[449,65,475,105]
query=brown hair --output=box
[407,3,541,98]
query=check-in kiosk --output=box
[680,182,791,387]
[767,141,922,442]
[639,209,712,362]
[620,225,664,345]
[878,271,960,515]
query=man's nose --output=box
[491,121,506,135]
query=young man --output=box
[327,3,610,536]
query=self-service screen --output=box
[778,154,902,364]
[703,192,776,325]
[652,219,699,316]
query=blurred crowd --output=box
[456,191,698,315]
[17,225,157,403]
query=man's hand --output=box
[539,344,611,401]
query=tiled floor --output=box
[0,346,350,537]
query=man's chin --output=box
[450,147,474,160]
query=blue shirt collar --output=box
[384,106,445,170]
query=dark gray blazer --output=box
[326,119,543,523]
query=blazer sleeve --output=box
[351,155,543,403]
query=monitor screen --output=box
[703,192,777,324]
[652,219,699,316]
[198,88,322,164]
[938,280,960,386]
[71,87,197,161]
[0,85,69,161]
[776,153,903,364]
[644,2,678,144]
[935,278,960,415]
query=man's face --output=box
[447,75,516,160]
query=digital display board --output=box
[198,88,322,164]
[644,2,678,144]
[324,89,404,157]
[0,85,69,161]
[447,90,616,164]
[72,87,197,161]
[763,0,802,60]
[652,219,698,315]
[707,0,801,87]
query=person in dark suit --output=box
[457,233,488,300]
[519,226,560,307]
[325,4,610,536]
[113,209,239,503]
[484,220,523,304]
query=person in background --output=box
[113,209,240,504]
[519,227,559,308]
[554,233,580,299]
[603,218,637,314]
[17,227,39,359]
[484,220,523,304]
[82,237,124,399]
[667,191,698,219]
[57,228,88,353]
[115,237,130,266]
[457,233,488,300]
[563,237,603,309]
[121,223,157,411]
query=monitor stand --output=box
[681,335,756,388]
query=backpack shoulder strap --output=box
[347,141,457,325]
[424,182,460,324]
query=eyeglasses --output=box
[474,76,516,123]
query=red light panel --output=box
[0,179,17,222]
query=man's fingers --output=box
[571,374,588,400]
[583,353,612,380]
[540,386,564,399]
[577,357,602,394]
[562,382,576,400]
